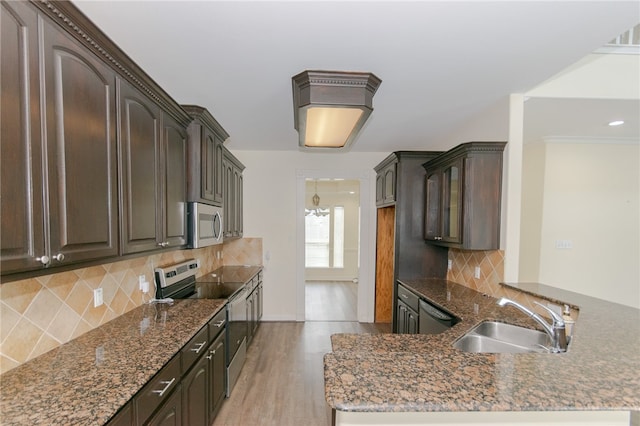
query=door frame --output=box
[295,169,374,322]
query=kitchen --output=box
[1,1,639,425]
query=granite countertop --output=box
[0,298,226,425]
[197,265,262,284]
[325,279,640,413]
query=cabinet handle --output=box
[190,341,207,354]
[36,255,50,265]
[52,253,65,262]
[151,378,175,397]
[401,294,408,299]
[157,241,169,248]
[212,320,226,328]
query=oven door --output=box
[188,202,223,248]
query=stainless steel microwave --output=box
[188,202,223,248]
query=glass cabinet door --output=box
[424,172,441,240]
[441,161,462,243]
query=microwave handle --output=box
[214,211,223,240]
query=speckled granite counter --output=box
[0,298,226,425]
[325,279,640,413]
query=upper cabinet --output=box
[182,105,229,207]
[1,2,119,274]
[374,156,397,207]
[222,149,245,240]
[1,0,192,277]
[423,142,506,250]
[118,81,189,255]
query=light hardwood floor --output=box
[305,281,358,321]
[212,282,390,426]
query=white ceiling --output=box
[74,1,640,152]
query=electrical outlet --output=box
[93,288,103,307]
[141,280,149,294]
[474,266,481,279]
[138,275,145,290]
[447,259,452,270]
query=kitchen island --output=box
[325,279,640,425]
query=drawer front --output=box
[397,284,419,311]
[181,325,209,372]
[208,308,227,340]
[135,354,181,425]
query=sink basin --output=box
[453,321,552,353]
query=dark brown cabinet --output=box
[396,284,419,334]
[206,331,226,422]
[118,80,188,255]
[182,352,208,425]
[374,157,397,207]
[147,384,183,426]
[1,2,118,274]
[423,142,506,250]
[183,105,229,207]
[373,152,448,332]
[135,354,182,425]
[222,148,245,239]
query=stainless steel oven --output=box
[154,259,249,398]
[187,202,223,248]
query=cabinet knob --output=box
[52,253,65,262]
[157,241,170,248]
[36,255,50,265]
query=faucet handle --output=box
[533,302,565,326]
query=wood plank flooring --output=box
[212,291,390,425]
[305,281,358,321]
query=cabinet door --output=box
[41,14,119,266]
[162,114,187,248]
[0,1,44,273]
[118,80,161,254]
[213,134,225,205]
[207,332,226,422]
[424,171,441,241]
[148,385,182,426]
[222,158,234,238]
[441,160,463,244]
[235,169,243,237]
[257,283,263,322]
[383,164,396,204]
[182,355,208,426]
[396,302,407,334]
[200,127,216,203]
[407,307,419,334]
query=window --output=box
[305,206,345,268]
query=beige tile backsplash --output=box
[0,238,262,374]
[447,248,578,323]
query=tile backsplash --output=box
[0,238,262,374]
[447,248,578,322]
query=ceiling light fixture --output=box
[292,70,381,151]
[608,120,625,126]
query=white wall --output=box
[232,150,388,321]
[521,140,639,308]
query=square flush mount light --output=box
[292,70,381,151]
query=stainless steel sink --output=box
[453,321,552,353]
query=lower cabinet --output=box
[246,272,263,345]
[110,309,227,426]
[395,283,420,334]
[396,300,419,334]
[147,385,183,426]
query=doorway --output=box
[295,170,375,323]
[304,179,360,321]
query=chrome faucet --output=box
[497,297,568,353]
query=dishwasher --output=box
[419,299,458,334]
